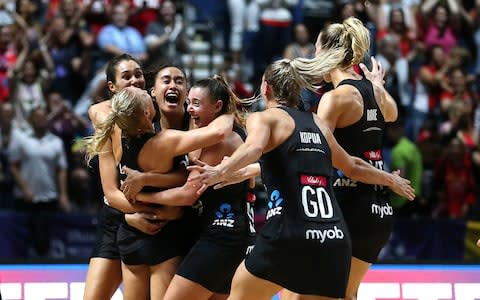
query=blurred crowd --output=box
[1,0,480,235]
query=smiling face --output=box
[187,86,222,128]
[151,67,187,115]
[108,59,145,93]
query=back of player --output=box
[247,107,351,297]
[117,132,195,265]
[332,78,392,263]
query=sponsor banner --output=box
[0,264,479,300]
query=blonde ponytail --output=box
[343,17,370,65]
[84,88,147,164]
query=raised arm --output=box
[360,57,398,122]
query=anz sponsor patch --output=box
[212,203,235,227]
[266,190,283,220]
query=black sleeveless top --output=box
[332,78,386,195]
[260,107,342,226]
[199,125,252,238]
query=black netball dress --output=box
[333,78,393,263]
[116,132,198,265]
[90,101,164,260]
[245,107,351,297]
[176,125,256,294]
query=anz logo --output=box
[266,190,283,220]
[212,203,235,227]
[333,170,357,187]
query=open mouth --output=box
[165,92,179,105]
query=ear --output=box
[150,87,156,97]
[107,81,116,94]
[214,99,224,113]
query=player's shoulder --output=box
[88,100,112,124]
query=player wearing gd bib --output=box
[251,106,351,296]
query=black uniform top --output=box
[198,125,252,240]
[332,78,386,195]
[260,107,343,228]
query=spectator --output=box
[227,0,246,67]
[283,22,319,111]
[46,90,89,165]
[252,0,298,89]
[377,7,418,60]
[419,0,460,54]
[82,0,110,37]
[300,0,337,39]
[96,3,147,67]
[8,106,70,256]
[144,0,187,67]
[387,118,423,216]
[10,34,54,131]
[411,45,448,139]
[43,15,86,105]
[433,137,477,218]
[15,0,42,47]
[440,67,476,117]
[128,0,161,36]
[416,118,442,215]
[0,101,15,208]
[376,33,411,117]
[0,12,27,102]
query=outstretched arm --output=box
[321,120,415,200]
[187,112,270,188]
[158,113,234,157]
[135,169,203,206]
[121,166,187,200]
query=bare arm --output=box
[421,0,441,15]
[57,167,71,212]
[9,161,34,201]
[135,169,202,206]
[360,57,398,122]
[321,121,415,200]
[121,166,188,200]
[187,112,271,188]
[153,113,234,157]
[213,162,261,189]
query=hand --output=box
[59,193,71,212]
[125,213,165,235]
[22,188,35,202]
[477,239,480,248]
[140,206,184,221]
[389,170,415,201]
[359,56,385,87]
[187,158,224,194]
[121,166,145,200]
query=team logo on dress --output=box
[364,149,382,160]
[212,203,235,227]
[371,203,393,218]
[300,174,326,187]
[333,169,357,187]
[266,190,283,220]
